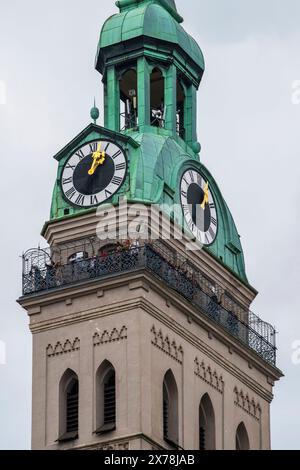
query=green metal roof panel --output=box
[144,5,178,43]
[122,6,149,41]
[100,12,127,46]
[99,3,204,70]
[116,0,182,22]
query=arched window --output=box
[236,422,250,450]
[199,393,216,450]
[163,369,179,447]
[96,360,116,434]
[120,68,138,130]
[58,369,79,442]
[176,79,185,139]
[150,68,165,128]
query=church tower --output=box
[19,0,282,450]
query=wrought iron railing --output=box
[22,243,276,366]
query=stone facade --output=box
[19,211,281,450]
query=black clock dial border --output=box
[60,139,128,209]
[180,169,219,247]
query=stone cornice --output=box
[19,269,281,400]
[39,207,257,305]
[61,432,165,451]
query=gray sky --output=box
[0,0,299,449]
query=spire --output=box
[90,98,99,124]
[116,0,183,23]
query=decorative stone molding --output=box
[234,386,262,421]
[46,338,80,357]
[151,325,183,364]
[194,357,224,394]
[85,441,129,451]
[93,326,127,346]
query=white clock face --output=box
[61,140,127,208]
[180,169,218,246]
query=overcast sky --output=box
[0,0,300,449]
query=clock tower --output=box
[18,0,282,450]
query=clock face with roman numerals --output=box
[180,169,218,246]
[61,140,127,208]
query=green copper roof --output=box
[49,125,247,284]
[116,0,182,21]
[47,0,247,285]
[99,1,204,71]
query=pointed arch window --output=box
[162,370,179,448]
[58,369,79,442]
[199,393,216,450]
[120,68,138,131]
[96,360,116,434]
[150,67,165,128]
[236,422,250,450]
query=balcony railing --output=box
[22,243,276,366]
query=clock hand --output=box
[201,181,209,209]
[88,143,106,176]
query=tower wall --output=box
[20,212,277,450]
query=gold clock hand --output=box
[88,143,106,176]
[201,181,209,210]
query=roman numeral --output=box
[62,177,72,185]
[111,176,122,186]
[90,195,99,205]
[104,142,110,152]
[181,190,187,198]
[89,142,98,153]
[183,178,188,186]
[205,234,210,244]
[209,227,215,239]
[209,203,215,209]
[65,163,75,170]
[65,187,76,200]
[211,217,217,226]
[188,171,195,182]
[75,149,85,160]
[183,204,190,215]
[188,220,195,232]
[111,150,122,160]
[75,194,85,206]
[105,189,112,199]
[115,162,126,171]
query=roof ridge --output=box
[116,0,183,24]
